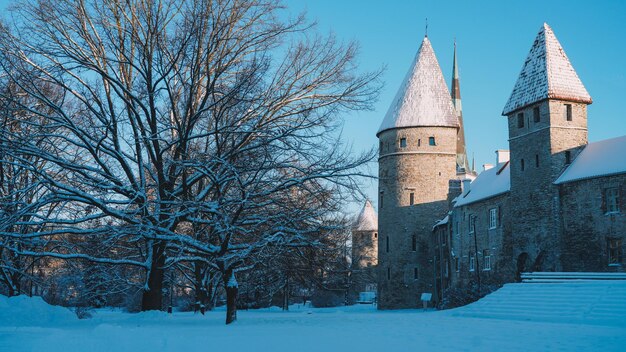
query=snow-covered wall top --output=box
[502,23,592,115]
[354,200,378,231]
[555,135,626,184]
[377,37,458,135]
[455,162,510,207]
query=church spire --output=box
[452,41,469,173]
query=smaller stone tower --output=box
[502,23,592,274]
[351,200,378,295]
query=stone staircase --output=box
[451,277,626,326]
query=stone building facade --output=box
[373,23,626,309]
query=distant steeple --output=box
[377,36,458,135]
[451,40,469,173]
[502,23,592,115]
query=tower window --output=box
[380,191,384,209]
[386,236,389,253]
[413,267,419,280]
[521,158,525,171]
[565,151,571,164]
[483,249,491,271]
[533,107,540,123]
[374,232,378,239]
[608,238,623,265]
[409,192,415,205]
[517,113,524,128]
[565,104,573,121]
[387,267,391,280]
[455,257,460,272]
[418,139,421,147]
[429,137,436,146]
[400,138,407,148]
[411,235,417,252]
[535,154,539,167]
[379,141,383,152]
[469,255,475,272]
[489,208,497,229]
[605,188,620,213]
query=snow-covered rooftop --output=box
[502,23,592,115]
[377,37,458,135]
[433,214,449,230]
[555,135,626,184]
[455,162,510,207]
[354,200,378,231]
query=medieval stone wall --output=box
[559,174,626,272]
[377,126,457,309]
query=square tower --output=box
[502,23,592,274]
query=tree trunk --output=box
[224,270,238,324]
[141,242,166,311]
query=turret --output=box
[377,36,458,309]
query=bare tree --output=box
[0,0,380,323]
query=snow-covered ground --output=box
[1,281,625,352]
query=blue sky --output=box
[285,0,626,212]
[0,0,624,214]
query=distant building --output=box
[374,23,625,309]
[351,200,378,300]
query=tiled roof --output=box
[555,135,626,184]
[502,23,592,115]
[378,37,458,135]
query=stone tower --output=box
[352,200,378,295]
[502,23,592,275]
[377,36,459,309]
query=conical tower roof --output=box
[502,23,592,115]
[354,200,378,232]
[378,37,458,135]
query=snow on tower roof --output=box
[502,23,592,115]
[377,37,458,135]
[354,200,378,231]
[454,162,510,207]
[555,135,626,184]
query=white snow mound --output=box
[0,295,76,326]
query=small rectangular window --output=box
[411,235,417,252]
[521,158,525,171]
[418,139,421,147]
[565,104,572,121]
[517,113,524,128]
[387,267,391,280]
[489,208,497,229]
[605,188,620,213]
[379,141,383,152]
[380,192,384,209]
[468,215,476,234]
[409,192,415,205]
[608,239,623,265]
[565,151,571,164]
[400,138,407,148]
[533,107,540,123]
[386,236,389,253]
[535,154,539,167]
[455,257,460,272]
[469,255,475,272]
[483,249,491,271]
[429,137,436,146]
[413,267,419,280]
